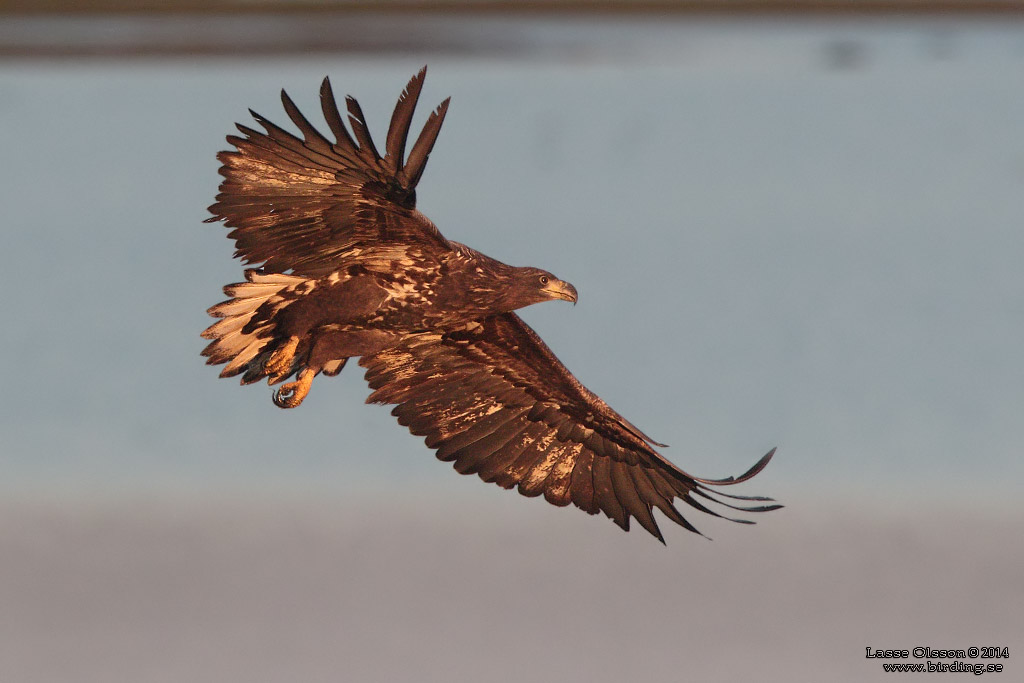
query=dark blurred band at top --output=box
[5,0,1024,16]
[3,0,1023,60]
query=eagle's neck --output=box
[438,249,524,318]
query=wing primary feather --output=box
[640,468,712,538]
[345,95,381,162]
[630,467,698,538]
[590,455,629,531]
[664,505,706,538]
[628,467,675,539]
[248,110,303,147]
[319,77,358,153]
[690,485,777,502]
[691,447,777,486]
[385,66,427,175]
[679,493,757,525]
[280,88,335,155]
[693,487,784,513]
[402,97,450,189]
[610,461,663,542]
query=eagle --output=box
[202,67,780,542]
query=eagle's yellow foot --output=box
[272,368,315,409]
[265,336,300,383]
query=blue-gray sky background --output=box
[1,15,1021,682]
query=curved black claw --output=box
[271,368,314,409]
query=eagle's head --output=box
[502,266,578,311]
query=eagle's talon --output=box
[271,367,314,409]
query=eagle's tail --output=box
[201,269,341,385]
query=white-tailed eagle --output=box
[202,67,780,542]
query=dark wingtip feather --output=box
[692,447,777,486]
[280,89,309,132]
[279,86,340,159]
[319,77,358,153]
[345,94,381,161]
[248,108,276,132]
[385,66,429,175]
[693,488,782,514]
[680,492,762,526]
[402,96,450,189]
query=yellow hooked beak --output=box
[543,279,578,304]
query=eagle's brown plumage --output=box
[202,67,780,542]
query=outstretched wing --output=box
[360,313,780,543]
[207,67,452,277]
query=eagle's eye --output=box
[539,275,549,286]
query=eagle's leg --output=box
[265,335,300,383]
[272,367,315,409]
